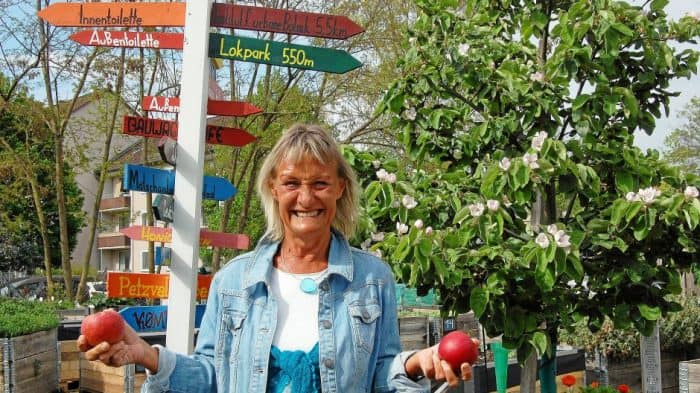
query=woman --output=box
[80,124,474,392]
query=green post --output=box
[491,341,509,393]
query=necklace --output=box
[279,253,326,294]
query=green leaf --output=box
[394,236,410,262]
[530,331,549,356]
[614,172,634,193]
[453,206,471,225]
[470,287,489,318]
[611,23,634,37]
[637,304,661,321]
[651,0,669,11]
[610,199,627,226]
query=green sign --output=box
[208,33,361,74]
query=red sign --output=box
[122,115,257,147]
[121,225,250,250]
[37,3,186,27]
[70,30,184,49]
[106,272,212,300]
[142,96,262,117]
[210,4,364,40]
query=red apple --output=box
[438,331,479,370]
[81,309,125,346]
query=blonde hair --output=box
[256,124,359,241]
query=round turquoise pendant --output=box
[300,278,318,294]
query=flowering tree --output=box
[353,0,700,391]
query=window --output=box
[140,251,152,272]
[118,250,130,271]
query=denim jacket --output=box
[142,230,428,393]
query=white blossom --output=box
[486,199,500,212]
[371,232,385,242]
[499,157,511,171]
[530,71,545,83]
[376,168,388,181]
[386,173,397,184]
[553,230,571,248]
[414,219,424,229]
[408,37,417,45]
[361,238,371,250]
[637,186,661,205]
[458,43,470,56]
[425,226,433,235]
[372,160,381,169]
[396,222,409,234]
[531,131,548,152]
[446,53,452,63]
[373,249,383,258]
[404,107,417,121]
[535,233,550,249]
[625,192,639,202]
[567,280,577,288]
[522,152,539,169]
[469,202,485,217]
[402,195,418,209]
[391,200,401,208]
[684,186,699,199]
[684,10,700,20]
[453,149,463,160]
[546,224,559,235]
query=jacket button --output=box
[362,310,370,320]
[320,281,329,291]
[322,320,332,329]
[323,358,335,369]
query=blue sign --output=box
[155,246,171,266]
[119,304,206,333]
[123,164,237,201]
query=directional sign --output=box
[37,3,186,27]
[155,246,172,266]
[157,136,177,166]
[123,164,237,201]
[210,4,364,40]
[122,115,257,147]
[70,30,184,49]
[153,194,174,223]
[119,304,206,333]
[209,33,362,74]
[106,272,212,300]
[121,225,251,250]
[143,96,262,117]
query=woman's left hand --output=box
[404,342,476,387]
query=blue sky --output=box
[633,0,700,153]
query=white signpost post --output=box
[641,323,663,393]
[166,0,213,354]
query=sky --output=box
[633,0,700,154]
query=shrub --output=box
[0,297,59,338]
[560,295,700,361]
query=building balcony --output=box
[99,196,130,212]
[97,233,130,249]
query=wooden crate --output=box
[0,328,59,393]
[58,340,80,383]
[80,354,146,393]
[680,359,700,393]
[399,316,428,351]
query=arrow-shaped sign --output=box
[121,225,250,250]
[119,304,206,333]
[208,33,362,74]
[142,96,263,117]
[37,3,186,27]
[69,30,184,49]
[122,115,257,147]
[123,164,237,201]
[106,272,212,299]
[210,4,364,40]
[152,195,174,223]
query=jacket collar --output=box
[242,228,354,289]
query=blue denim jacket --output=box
[142,230,428,393]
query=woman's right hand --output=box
[77,320,159,373]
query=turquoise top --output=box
[268,343,321,393]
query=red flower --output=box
[562,374,576,387]
[590,381,600,388]
[617,384,630,393]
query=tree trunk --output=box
[521,352,538,393]
[54,138,74,300]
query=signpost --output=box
[119,304,206,333]
[153,195,175,223]
[106,272,212,300]
[70,30,184,49]
[37,2,186,27]
[122,115,257,147]
[209,33,362,74]
[121,225,251,250]
[122,164,237,201]
[210,3,364,39]
[641,324,662,393]
[143,96,263,117]
[155,246,172,266]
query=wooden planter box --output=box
[679,359,700,393]
[80,354,146,393]
[58,340,80,387]
[605,353,682,393]
[0,328,59,393]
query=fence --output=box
[0,271,26,288]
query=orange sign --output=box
[37,3,186,27]
[106,272,212,300]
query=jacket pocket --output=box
[348,302,381,354]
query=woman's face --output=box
[270,156,346,240]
